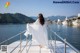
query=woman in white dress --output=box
[24,13,50,48]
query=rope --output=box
[0,30,26,45]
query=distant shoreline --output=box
[0,13,35,24]
[0,23,27,25]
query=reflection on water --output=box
[0,24,80,50]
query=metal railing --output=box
[0,30,28,53]
[0,30,41,53]
[47,26,80,53]
[0,26,80,53]
[0,30,26,45]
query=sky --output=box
[0,0,80,17]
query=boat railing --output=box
[47,26,80,53]
[0,26,80,53]
[0,30,42,53]
[0,30,31,53]
[0,29,45,53]
[0,30,26,45]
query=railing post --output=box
[48,27,80,53]
[64,39,66,53]
[39,46,41,53]
[54,33,56,53]
[20,34,22,53]
[26,37,28,53]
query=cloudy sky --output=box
[0,0,80,17]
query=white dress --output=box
[24,19,48,47]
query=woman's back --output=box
[24,13,49,48]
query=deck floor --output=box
[0,40,76,53]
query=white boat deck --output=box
[0,40,51,53]
[0,40,77,53]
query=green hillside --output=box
[0,13,35,24]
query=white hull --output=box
[62,21,69,25]
[57,19,62,24]
[72,20,80,26]
[57,21,62,25]
[0,40,51,53]
[0,40,77,53]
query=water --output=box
[0,24,80,50]
[48,24,80,51]
[0,24,26,45]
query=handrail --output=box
[10,43,20,53]
[20,40,30,53]
[48,26,80,53]
[26,40,32,53]
[54,32,80,53]
[0,30,26,45]
[10,38,26,53]
[49,34,55,53]
[1,26,80,53]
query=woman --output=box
[24,13,49,48]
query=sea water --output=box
[0,24,80,50]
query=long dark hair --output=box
[38,13,45,25]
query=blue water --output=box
[49,24,80,51]
[0,24,80,50]
[0,24,26,45]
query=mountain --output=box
[68,16,77,18]
[0,13,35,24]
[48,16,66,21]
[30,16,37,20]
[47,15,77,21]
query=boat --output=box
[57,19,62,24]
[0,26,79,53]
[72,19,80,26]
[62,17,69,25]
